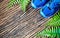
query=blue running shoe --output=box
[40,1,59,18]
[31,0,49,9]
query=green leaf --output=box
[36,11,60,38]
[8,0,30,11]
[36,26,60,38]
[8,0,16,8]
[46,11,60,26]
[20,0,30,12]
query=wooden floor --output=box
[0,0,49,38]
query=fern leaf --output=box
[8,0,30,11]
[36,11,60,38]
[8,0,16,8]
[36,26,60,38]
[20,0,30,11]
[46,11,60,26]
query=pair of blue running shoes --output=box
[31,0,60,18]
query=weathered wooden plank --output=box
[0,0,9,11]
[0,8,37,37]
[0,0,50,38]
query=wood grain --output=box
[0,0,49,38]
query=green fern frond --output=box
[46,11,60,26]
[8,0,16,8]
[36,11,60,38]
[20,0,30,11]
[36,26,60,38]
[8,0,30,11]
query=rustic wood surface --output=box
[0,0,49,38]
